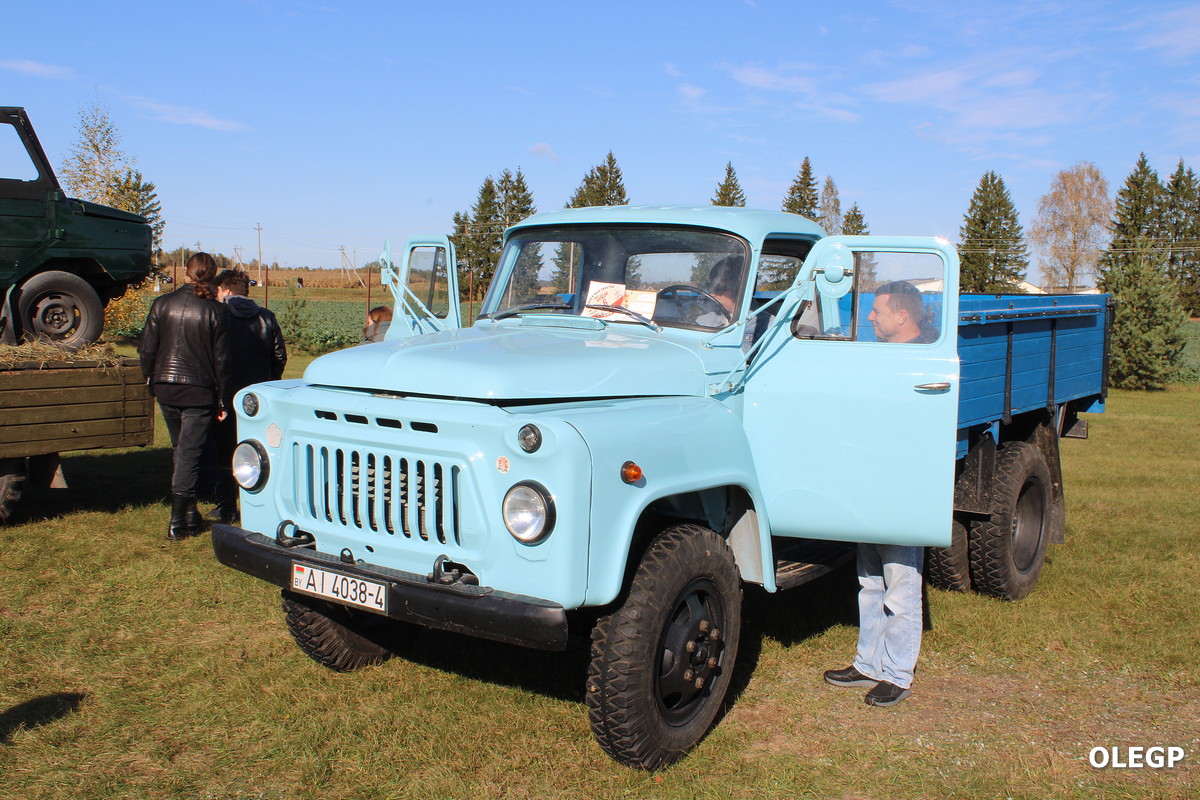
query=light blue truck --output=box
[213,206,1111,769]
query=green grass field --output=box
[1,367,1197,798]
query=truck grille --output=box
[297,443,461,546]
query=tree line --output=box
[61,102,1190,389]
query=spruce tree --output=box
[449,176,502,303]
[842,203,869,235]
[817,176,842,235]
[567,151,628,208]
[498,168,543,299]
[711,162,746,207]
[782,157,819,219]
[109,168,164,260]
[551,153,630,292]
[1100,153,1166,280]
[1099,239,1187,389]
[958,171,1030,292]
[1163,159,1200,315]
[841,203,876,286]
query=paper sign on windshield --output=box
[582,281,658,319]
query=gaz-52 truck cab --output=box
[214,205,1110,769]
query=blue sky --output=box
[4,1,1198,282]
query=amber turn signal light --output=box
[621,461,643,484]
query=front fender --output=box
[555,396,773,607]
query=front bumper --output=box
[212,524,569,651]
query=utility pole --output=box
[256,223,263,288]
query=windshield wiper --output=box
[487,302,573,321]
[583,304,662,332]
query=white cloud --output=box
[664,62,682,77]
[125,97,247,132]
[730,65,816,95]
[528,142,561,160]
[863,51,1107,150]
[0,59,73,79]
[677,83,725,114]
[1137,6,1200,58]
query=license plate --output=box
[291,563,388,614]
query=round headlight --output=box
[502,482,555,544]
[517,424,542,453]
[241,392,260,417]
[232,440,269,492]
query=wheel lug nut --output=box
[695,677,705,689]
[699,620,709,633]
[686,641,696,653]
[709,628,720,641]
[707,657,718,669]
[684,669,694,681]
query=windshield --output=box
[480,226,750,330]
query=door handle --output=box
[915,382,951,390]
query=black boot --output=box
[168,493,198,541]
[184,496,203,533]
[209,480,239,525]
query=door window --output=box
[407,246,452,318]
[0,123,39,181]
[795,251,945,344]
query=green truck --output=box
[0,106,153,349]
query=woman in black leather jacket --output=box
[138,252,232,540]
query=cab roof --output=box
[508,205,828,244]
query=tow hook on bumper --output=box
[212,523,569,651]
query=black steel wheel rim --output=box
[29,291,82,338]
[1011,476,1046,573]
[655,577,726,726]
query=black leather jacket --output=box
[223,295,287,392]
[138,285,232,409]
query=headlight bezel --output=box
[517,423,542,453]
[241,392,260,417]
[232,439,270,493]
[502,481,556,544]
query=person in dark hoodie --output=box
[210,268,287,523]
[139,252,232,540]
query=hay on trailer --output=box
[0,341,125,371]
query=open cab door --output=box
[379,236,461,338]
[743,236,960,547]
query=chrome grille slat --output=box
[297,442,460,549]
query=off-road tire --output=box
[0,458,28,523]
[586,524,742,770]
[968,442,1053,601]
[926,518,971,592]
[16,271,104,350]
[282,590,396,672]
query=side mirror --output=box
[809,244,854,299]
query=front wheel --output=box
[17,271,105,349]
[282,590,401,672]
[587,524,742,770]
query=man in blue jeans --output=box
[824,543,924,706]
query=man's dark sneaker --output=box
[864,680,911,707]
[823,666,879,688]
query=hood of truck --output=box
[303,321,709,400]
[72,197,149,224]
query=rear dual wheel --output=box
[968,442,1053,601]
